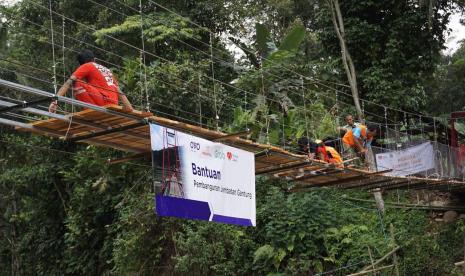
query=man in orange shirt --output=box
[49,49,133,113]
[342,124,377,166]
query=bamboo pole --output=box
[390,224,400,276]
[360,246,400,272]
[367,246,376,275]
[347,265,394,276]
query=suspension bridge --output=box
[1,78,465,193]
[1,0,465,194]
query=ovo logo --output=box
[190,141,200,151]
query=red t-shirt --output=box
[72,62,119,103]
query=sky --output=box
[444,12,465,55]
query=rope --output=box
[198,72,202,127]
[139,50,144,108]
[48,0,57,94]
[433,117,437,143]
[209,33,219,130]
[419,115,424,141]
[58,14,74,139]
[384,106,388,144]
[139,0,150,112]
[61,17,66,85]
[302,77,310,149]
[362,100,365,121]
[282,112,286,149]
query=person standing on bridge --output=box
[48,49,133,113]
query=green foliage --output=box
[3,0,465,275]
[173,221,256,275]
[94,13,201,47]
[425,41,465,115]
[315,0,458,111]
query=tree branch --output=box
[228,36,260,69]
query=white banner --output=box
[375,142,435,176]
[150,123,256,226]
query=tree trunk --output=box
[327,0,363,123]
[328,0,386,212]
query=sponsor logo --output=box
[195,145,239,162]
[214,149,226,160]
[190,141,200,152]
[226,151,238,162]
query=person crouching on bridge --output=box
[48,49,133,113]
[315,139,344,168]
[342,123,377,167]
[297,137,343,167]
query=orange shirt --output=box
[72,62,119,104]
[342,125,367,147]
[325,146,343,167]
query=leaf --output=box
[278,24,305,51]
[274,248,286,269]
[256,23,277,58]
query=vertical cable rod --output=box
[48,0,57,94]
[139,0,150,111]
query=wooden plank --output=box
[276,166,335,177]
[89,133,150,147]
[256,160,313,175]
[105,105,153,118]
[313,170,392,187]
[290,171,393,192]
[68,121,147,142]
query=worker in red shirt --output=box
[49,49,133,113]
[298,137,344,167]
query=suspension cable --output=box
[48,0,57,94]
[139,0,150,112]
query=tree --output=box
[315,0,460,113]
[326,0,363,122]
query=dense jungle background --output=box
[2,0,465,274]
